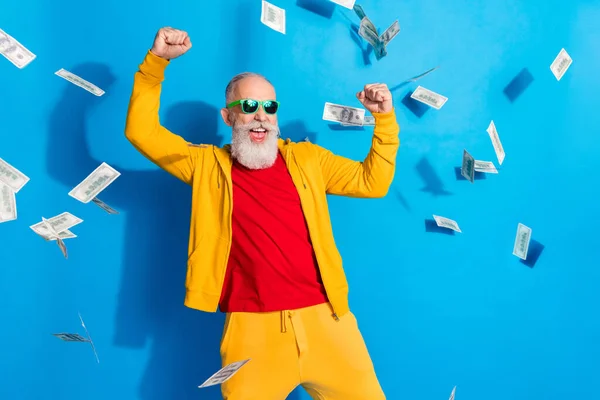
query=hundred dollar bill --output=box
[323,102,365,125]
[461,149,475,183]
[261,1,286,34]
[410,86,448,109]
[330,0,356,9]
[0,182,17,223]
[39,217,69,259]
[358,18,387,60]
[55,68,105,96]
[513,223,532,260]
[432,215,462,233]
[78,313,99,363]
[342,115,374,126]
[199,359,250,388]
[474,160,498,174]
[550,48,572,81]
[30,212,83,240]
[380,20,400,46]
[92,197,119,214]
[0,158,30,193]
[0,28,36,69]
[448,386,456,400]
[486,120,505,165]
[69,162,121,204]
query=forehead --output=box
[234,76,276,100]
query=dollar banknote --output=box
[69,162,121,204]
[448,386,456,400]
[0,182,17,223]
[358,18,387,60]
[199,359,250,388]
[380,20,400,46]
[323,102,365,125]
[550,48,572,81]
[486,120,505,165]
[0,28,36,69]
[432,215,462,233]
[261,0,286,34]
[461,149,475,183]
[78,313,99,363]
[55,68,105,96]
[92,197,119,214]
[0,158,30,193]
[56,238,68,259]
[410,86,448,109]
[513,223,532,260]
[330,0,356,9]
[342,115,374,126]
[30,212,83,240]
[474,160,498,174]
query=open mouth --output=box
[249,128,267,143]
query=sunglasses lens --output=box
[242,99,259,113]
[263,101,278,114]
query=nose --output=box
[254,107,267,122]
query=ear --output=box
[220,108,233,127]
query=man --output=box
[125,27,400,400]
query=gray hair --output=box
[225,72,272,104]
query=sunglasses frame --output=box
[226,98,280,115]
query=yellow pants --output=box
[220,302,385,399]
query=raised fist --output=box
[150,27,192,60]
[356,83,393,114]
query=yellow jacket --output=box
[125,51,400,319]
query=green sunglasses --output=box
[226,98,280,115]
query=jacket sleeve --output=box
[124,50,198,185]
[317,109,400,198]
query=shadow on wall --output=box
[47,62,316,400]
[47,62,226,399]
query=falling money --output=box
[0,28,36,69]
[486,120,505,165]
[513,223,532,260]
[0,183,17,223]
[0,157,30,193]
[550,48,572,81]
[433,215,462,233]
[55,68,105,96]
[199,359,251,388]
[461,149,475,183]
[69,162,121,204]
[410,86,448,109]
[474,160,498,174]
[261,0,286,34]
[323,102,365,125]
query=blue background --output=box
[1,0,599,399]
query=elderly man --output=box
[125,27,400,400]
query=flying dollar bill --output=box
[0,182,17,223]
[69,162,121,204]
[405,66,439,83]
[486,120,505,165]
[92,197,119,214]
[432,215,462,233]
[330,0,356,9]
[261,0,286,34]
[410,86,448,109]
[323,102,365,125]
[199,359,250,388]
[341,115,374,126]
[448,386,456,400]
[380,20,400,46]
[53,333,89,342]
[474,160,498,174]
[358,18,387,60]
[513,223,532,260]
[550,48,572,81]
[0,158,30,193]
[461,149,475,183]
[56,237,68,259]
[0,28,36,69]
[30,212,82,241]
[55,68,105,96]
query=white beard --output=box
[230,120,280,169]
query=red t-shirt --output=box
[218,152,329,312]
